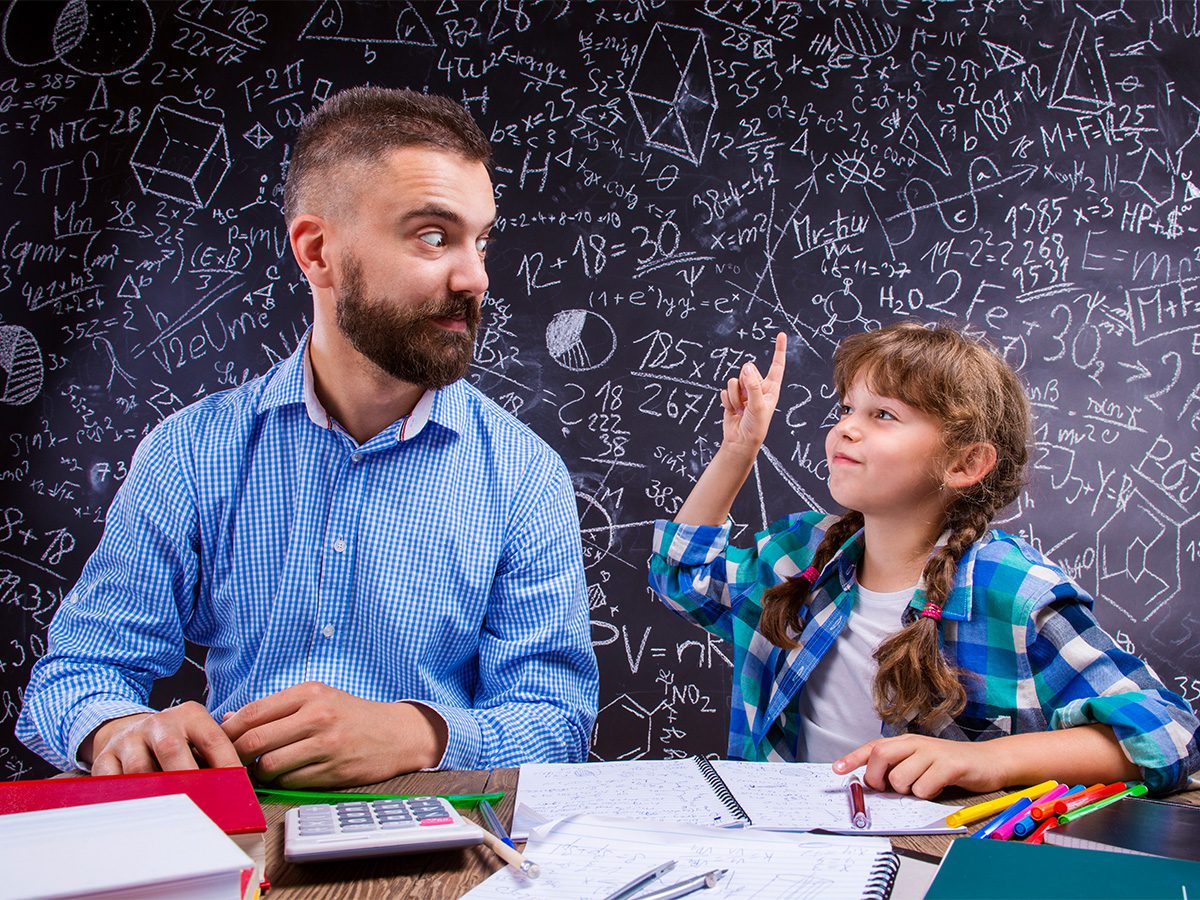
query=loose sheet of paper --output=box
[711,760,960,834]
[464,814,895,899]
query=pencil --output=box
[478,827,541,879]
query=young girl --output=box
[649,322,1199,797]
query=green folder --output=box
[925,835,1200,899]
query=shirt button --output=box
[333,538,347,553]
[351,453,362,464]
[321,624,335,638]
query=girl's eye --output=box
[838,404,852,416]
[876,409,896,421]
[419,231,446,248]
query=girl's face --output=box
[825,376,950,519]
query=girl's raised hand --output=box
[721,332,787,456]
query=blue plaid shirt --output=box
[18,334,598,772]
[650,512,1200,794]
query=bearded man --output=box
[17,88,598,787]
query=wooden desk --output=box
[262,769,1200,897]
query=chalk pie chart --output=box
[546,309,617,372]
[0,325,44,406]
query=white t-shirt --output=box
[795,582,915,763]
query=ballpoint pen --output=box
[477,798,540,879]
[630,868,728,900]
[846,774,871,829]
[600,860,677,900]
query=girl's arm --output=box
[675,333,788,526]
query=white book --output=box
[0,793,255,900]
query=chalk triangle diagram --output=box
[299,0,435,47]
[628,22,718,166]
[899,113,951,176]
[118,274,141,299]
[982,39,1026,73]
[1048,19,1113,115]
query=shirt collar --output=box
[256,327,469,442]
[817,525,975,622]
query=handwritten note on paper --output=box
[464,815,895,900]
[512,760,738,839]
[711,761,960,834]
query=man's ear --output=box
[289,214,335,290]
[944,442,998,491]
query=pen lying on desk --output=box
[632,868,728,900]
[477,799,540,879]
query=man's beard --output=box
[335,255,480,390]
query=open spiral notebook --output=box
[512,757,963,840]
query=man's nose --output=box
[449,248,488,297]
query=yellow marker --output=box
[945,780,1059,828]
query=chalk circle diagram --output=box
[3,0,154,76]
[546,309,616,371]
[0,325,45,406]
[575,489,616,570]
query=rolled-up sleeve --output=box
[1028,584,1200,794]
[648,518,753,642]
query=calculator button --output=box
[380,820,419,829]
[339,823,377,832]
[418,817,455,826]
[298,823,336,834]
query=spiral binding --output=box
[691,756,752,825]
[862,850,900,900]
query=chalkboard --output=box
[2,0,1198,780]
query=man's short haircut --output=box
[283,86,492,225]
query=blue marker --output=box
[970,797,1032,839]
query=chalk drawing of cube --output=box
[131,104,231,207]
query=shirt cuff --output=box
[652,518,732,566]
[66,699,157,772]
[401,700,482,771]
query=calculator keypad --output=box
[284,796,485,863]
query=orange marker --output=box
[1030,783,1097,821]
[1052,781,1127,816]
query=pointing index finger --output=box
[764,332,787,388]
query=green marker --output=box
[1055,782,1148,825]
[254,787,504,810]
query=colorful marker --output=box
[1010,784,1069,838]
[1056,783,1148,826]
[1030,784,1092,821]
[945,780,1058,829]
[988,797,1035,841]
[1022,815,1059,845]
[1053,781,1127,816]
[971,797,1032,840]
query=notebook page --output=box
[464,814,895,899]
[511,759,739,840]
[711,760,962,833]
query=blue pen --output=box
[1012,785,1085,838]
[970,797,1032,839]
[478,798,516,849]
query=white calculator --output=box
[284,796,484,863]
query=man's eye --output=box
[419,232,446,248]
[475,236,492,254]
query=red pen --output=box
[1053,782,1127,816]
[846,775,870,829]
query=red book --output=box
[0,766,267,898]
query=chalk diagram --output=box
[628,22,718,166]
[1048,19,1114,115]
[832,7,899,58]
[576,489,617,571]
[546,309,616,372]
[130,101,231,208]
[298,0,435,47]
[590,694,670,761]
[0,326,44,406]
[2,0,153,76]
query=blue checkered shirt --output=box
[18,334,598,772]
[650,512,1200,794]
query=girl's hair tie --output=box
[797,565,819,586]
[920,601,943,621]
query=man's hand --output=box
[82,702,242,775]
[833,734,1006,799]
[220,682,448,788]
